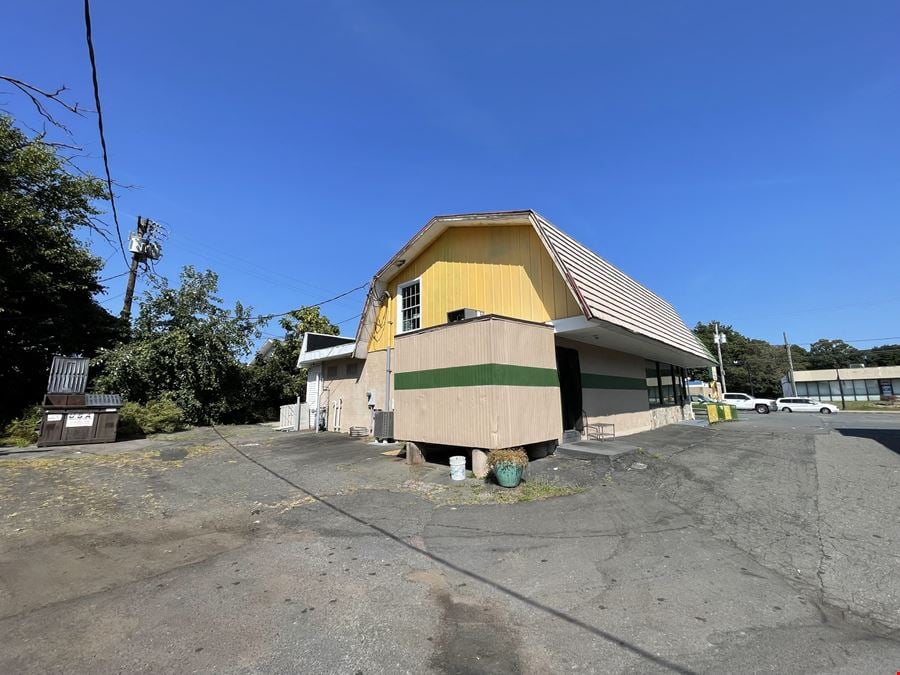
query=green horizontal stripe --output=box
[581,373,647,390]
[395,364,559,390]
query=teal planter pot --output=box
[494,463,524,488]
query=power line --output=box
[792,336,900,347]
[0,280,369,323]
[172,230,352,299]
[98,270,129,283]
[249,283,369,322]
[98,291,125,305]
[716,296,900,325]
[83,0,128,268]
[168,238,363,311]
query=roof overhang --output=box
[297,332,357,367]
[551,316,714,368]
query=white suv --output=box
[775,398,839,414]
[721,392,776,414]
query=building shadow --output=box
[836,428,900,456]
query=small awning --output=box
[296,332,357,367]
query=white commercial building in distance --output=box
[783,366,900,401]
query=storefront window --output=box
[646,361,685,406]
[672,367,685,405]
[659,363,675,405]
[646,361,660,406]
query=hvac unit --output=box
[447,308,482,323]
[373,410,394,441]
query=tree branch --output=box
[0,76,91,136]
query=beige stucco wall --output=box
[556,338,646,380]
[315,349,390,432]
[582,403,691,437]
[555,337,689,437]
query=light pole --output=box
[714,323,727,396]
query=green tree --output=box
[243,307,339,421]
[93,266,263,425]
[807,339,863,370]
[692,321,806,397]
[863,344,900,367]
[0,116,122,423]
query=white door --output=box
[798,399,819,412]
[306,366,322,412]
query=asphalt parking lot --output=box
[1,416,899,674]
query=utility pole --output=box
[714,322,727,395]
[784,331,797,396]
[120,216,148,320]
[836,367,846,410]
[121,216,162,320]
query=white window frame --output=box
[396,278,422,334]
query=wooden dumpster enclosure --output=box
[393,315,563,449]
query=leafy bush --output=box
[1,405,42,446]
[487,447,529,469]
[117,398,187,438]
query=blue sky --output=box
[3,1,899,350]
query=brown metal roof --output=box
[532,214,714,363]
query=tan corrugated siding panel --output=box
[395,317,556,371]
[395,386,497,447]
[535,216,711,361]
[395,319,494,372]
[394,385,560,448]
[491,386,562,448]
[488,319,557,369]
[393,317,561,448]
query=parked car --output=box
[775,398,839,414]
[721,392,776,414]
[690,394,717,404]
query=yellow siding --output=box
[368,225,581,352]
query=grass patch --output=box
[490,479,586,504]
[841,400,900,412]
[0,436,31,448]
[1,406,41,447]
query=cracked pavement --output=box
[1,414,899,673]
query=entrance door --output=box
[556,346,583,431]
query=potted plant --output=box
[488,447,528,488]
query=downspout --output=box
[385,318,394,413]
[385,346,392,413]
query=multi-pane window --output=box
[398,280,421,333]
[646,361,660,406]
[659,363,676,405]
[647,362,688,407]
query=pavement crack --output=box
[810,436,830,606]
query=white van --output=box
[775,398,839,414]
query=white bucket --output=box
[449,456,466,481]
